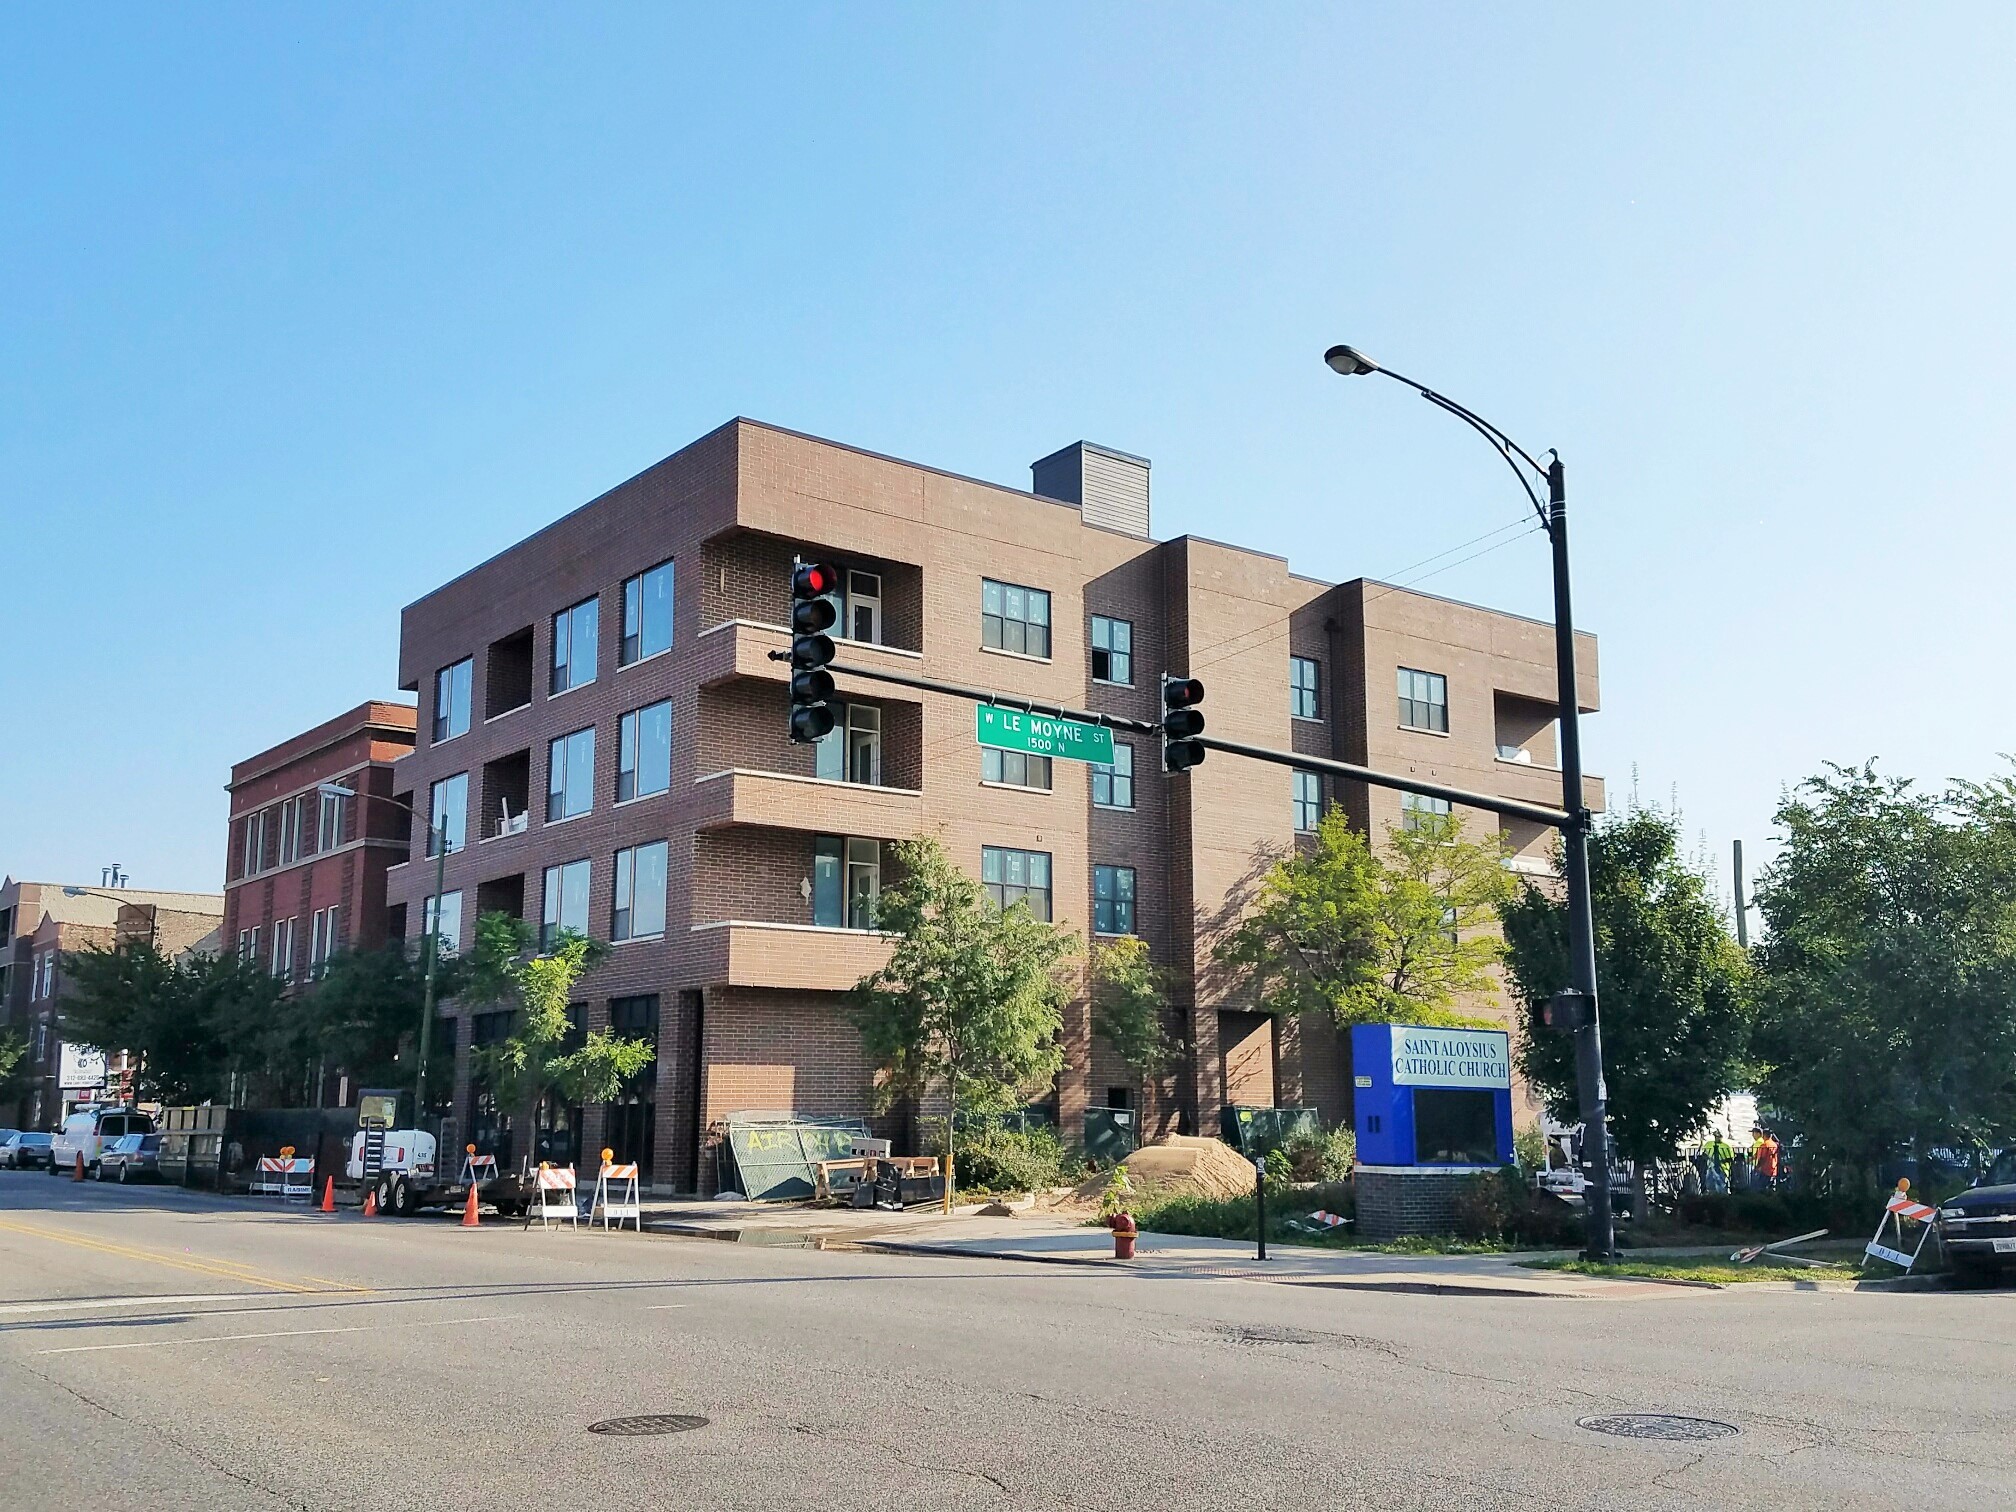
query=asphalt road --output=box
[1,1172,2010,1511]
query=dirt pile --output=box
[1067,1135,1258,1206]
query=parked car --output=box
[1937,1149,2016,1284]
[96,1132,162,1183]
[50,1107,156,1177]
[3,1131,56,1170]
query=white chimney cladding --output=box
[1030,441,1151,538]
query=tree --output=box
[305,942,453,1097]
[1214,805,1512,1029]
[1750,763,2016,1176]
[461,912,652,1162]
[1090,936,1173,1077]
[848,838,1076,1207]
[1502,805,1751,1172]
[60,941,285,1106]
[0,1028,29,1108]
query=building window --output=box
[811,836,880,928]
[1293,770,1323,833]
[620,562,674,666]
[429,772,469,854]
[1091,742,1134,810]
[815,703,882,785]
[617,701,671,802]
[981,578,1051,659]
[982,846,1052,921]
[276,797,302,866]
[612,841,668,941]
[845,569,882,644]
[551,596,600,695]
[1399,667,1449,733]
[1093,865,1136,935]
[318,788,346,851]
[1402,791,1453,832]
[541,860,590,949]
[982,747,1052,791]
[237,927,260,966]
[606,994,658,1181]
[308,906,342,976]
[423,891,464,956]
[1291,656,1322,720]
[241,810,266,877]
[1090,616,1133,685]
[271,916,296,980]
[547,728,595,822]
[435,657,473,742]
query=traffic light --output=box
[789,561,840,742]
[1542,988,1591,1032]
[1161,674,1206,772]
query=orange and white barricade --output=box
[253,1152,315,1199]
[280,1157,315,1202]
[460,1150,499,1186]
[531,1163,579,1229]
[1866,1179,1937,1271]
[591,1149,642,1232]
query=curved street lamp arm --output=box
[1414,391,1551,531]
[1368,364,1551,477]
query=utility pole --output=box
[1732,839,1750,950]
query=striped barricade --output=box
[530,1164,579,1230]
[460,1151,499,1186]
[1866,1180,1937,1271]
[252,1155,315,1199]
[592,1151,642,1232]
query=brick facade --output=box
[388,419,1601,1192]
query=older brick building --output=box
[222,701,418,989]
[389,419,1601,1192]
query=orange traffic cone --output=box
[461,1184,480,1228]
[73,1152,85,1181]
[362,1187,377,1217]
[320,1177,336,1213]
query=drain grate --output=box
[588,1414,709,1437]
[1577,1414,1738,1442]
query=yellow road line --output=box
[0,1219,326,1295]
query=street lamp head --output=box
[1324,344,1379,377]
[318,783,358,799]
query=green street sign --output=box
[974,704,1116,765]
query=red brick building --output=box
[389,420,1601,1193]
[222,702,418,1001]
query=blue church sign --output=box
[1352,1024,1514,1169]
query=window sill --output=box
[1091,676,1134,689]
[980,780,1054,796]
[431,728,469,747]
[547,680,596,703]
[1092,931,1139,940]
[611,932,667,947]
[484,702,532,726]
[979,645,1053,666]
[617,646,674,673]
[1291,714,1326,726]
[1399,724,1451,738]
[613,788,672,808]
[543,811,591,828]
[1091,801,1135,812]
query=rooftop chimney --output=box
[1031,441,1150,538]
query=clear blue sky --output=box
[4,8,2011,897]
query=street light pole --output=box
[1323,345,1616,1258]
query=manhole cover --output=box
[1577,1414,1738,1442]
[588,1414,709,1437]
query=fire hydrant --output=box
[1109,1211,1138,1260]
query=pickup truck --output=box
[1936,1149,2016,1284]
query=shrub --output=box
[1453,1168,1582,1247]
[1134,1180,1357,1246]
[954,1124,1069,1194]
[1283,1123,1356,1183]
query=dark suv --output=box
[1936,1150,2016,1284]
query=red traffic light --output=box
[1162,677,1205,708]
[794,563,838,598]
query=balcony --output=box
[695,618,921,695]
[692,769,922,840]
[687,920,894,991]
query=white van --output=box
[50,1107,155,1177]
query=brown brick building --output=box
[388,419,1601,1193]
[222,701,418,993]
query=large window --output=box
[617,701,672,801]
[551,596,600,695]
[308,905,341,977]
[1291,655,1322,720]
[423,890,464,957]
[1093,865,1136,935]
[620,562,674,666]
[429,773,468,854]
[240,810,266,877]
[1091,743,1134,810]
[1402,791,1453,833]
[844,569,882,644]
[818,704,881,785]
[812,836,881,928]
[547,728,595,822]
[270,916,296,981]
[541,860,590,948]
[982,847,1052,921]
[317,787,346,851]
[981,579,1051,659]
[613,841,668,941]
[277,796,302,866]
[983,747,1051,791]
[1090,616,1133,685]
[1399,667,1449,733]
[1293,770,1323,833]
[435,657,473,741]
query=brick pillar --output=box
[1185,1006,1221,1138]
[1057,995,1092,1153]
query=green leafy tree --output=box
[0,1028,30,1108]
[1090,936,1173,1077]
[1751,763,2016,1175]
[59,940,277,1106]
[461,912,652,1157]
[304,942,457,1096]
[848,837,1076,1206]
[1503,805,1751,1170]
[1215,805,1510,1028]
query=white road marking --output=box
[0,1293,283,1317]
[645,1304,690,1310]
[37,1313,518,1355]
